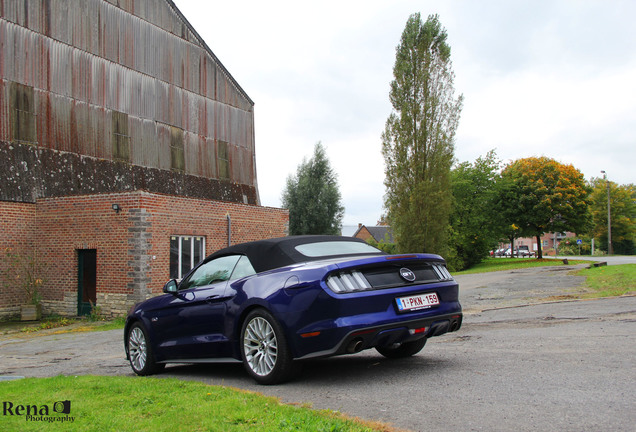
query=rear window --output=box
[295,241,382,258]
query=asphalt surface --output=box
[1,263,635,431]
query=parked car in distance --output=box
[517,245,534,257]
[124,235,463,384]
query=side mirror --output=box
[163,280,178,294]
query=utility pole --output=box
[601,170,612,255]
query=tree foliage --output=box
[448,150,501,270]
[382,13,463,255]
[281,142,344,235]
[496,156,591,258]
[588,179,636,254]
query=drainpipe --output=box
[226,213,232,247]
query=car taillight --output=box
[432,264,453,281]
[326,271,372,293]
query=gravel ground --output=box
[456,264,591,313]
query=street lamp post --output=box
[601,170,612,255]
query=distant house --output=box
[353,224,394,244]
[502,232,576,255]
[0,0,288,319]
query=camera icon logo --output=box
[53,400,71,414]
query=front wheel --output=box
[127,323,165,376]
[240,309,296,385]
[376,337,427,359]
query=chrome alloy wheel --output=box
[243,316,278,376]
[128,326,147,372]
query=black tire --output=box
[127,322,165,376]
[240,309,296,385]
[376,337,427,359]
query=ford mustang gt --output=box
[124,235,462,384]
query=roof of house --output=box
[353,225,394,243]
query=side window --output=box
[179,255,240,290]
[230,255,256,280]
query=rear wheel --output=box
[240,309,295,385]
[376,338,427,359]
[127,323,165,376]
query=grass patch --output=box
[0,316,126,337]
[577,264,636,298]
[0,375,387,432]
[454,257,589,275]
[91,316,126,332]
[18,316,77,333]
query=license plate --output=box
[396,292,440,312]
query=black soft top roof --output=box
[205,235,384,273]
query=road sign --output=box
[577,239,583,245]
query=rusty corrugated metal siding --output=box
[0,0,259,204]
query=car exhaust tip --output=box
[346,338,364,354]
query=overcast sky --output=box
[175,0,636,228]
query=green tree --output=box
[589,179,636,255]
[281,142,344,235]
[496,157,591,259]
[448,150,501,270]
[382,13,463,255]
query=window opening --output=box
[170,235,205,280]
[11,82,37,144]
[217,140,229,180]
[112,111,130,162]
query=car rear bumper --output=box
[294,310,462,360]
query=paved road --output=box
[1,265,635,431]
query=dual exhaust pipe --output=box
[346,338,364,354]
[346,318,460,354]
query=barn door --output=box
[77,249,97,316]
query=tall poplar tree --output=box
[281,142,344,235]
[588,179,636,254]
[382,13,463,254]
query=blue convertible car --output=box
[124,235,462,384]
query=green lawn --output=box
[0,375,390,432]
[0,316,126,336]
[577,264,636,298]
[454,257,588,275]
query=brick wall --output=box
[0,201,37,318]
[139,192,289,300]
[18,191,289,318]
[354,226,372,242]
[35,193,138,317]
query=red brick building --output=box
[499,232,576,256]
[353,224,394,244]
[0,1,288,318]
